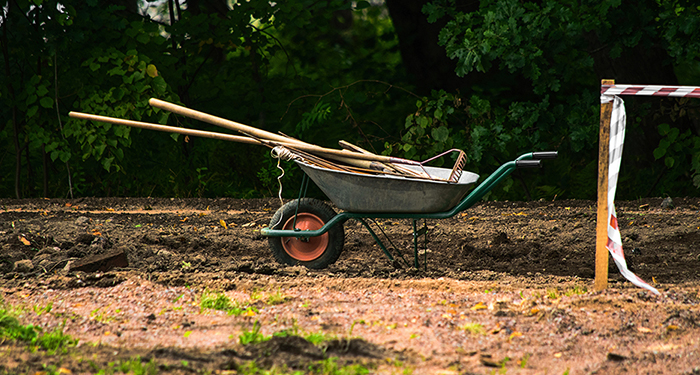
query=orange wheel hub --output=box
[281,213,329,261]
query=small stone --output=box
[14,259,34,273]
[661,197,674,209]
[75,216,89,225]
[607,352,628,361]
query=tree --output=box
[0,0,411,198]
[386,0,700,199]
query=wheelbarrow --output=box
[261,151,558,269]
[67,100,557,269]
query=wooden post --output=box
[595,79,615,291]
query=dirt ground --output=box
[1,196,699,374]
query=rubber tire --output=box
[268,198,345,269]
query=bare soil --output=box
[1,196,699,374]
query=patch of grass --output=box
[200,290,234,311]
[303,331,337,345]
[460,322,485,335]
[519,353,531,368]
[35,322,78,354]
[239,320,268,345]
[348,319,366,336]
[238,320,342,348]
[307,357,372,375]
[33,302,53,316]
[94,356,159,375]
[90,307,116,324]
[0,300,77,354]
[564,286,588,296]
[199,290,258,316]
[266,288,289,305]
[546,289,560,299]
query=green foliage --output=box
[1,0,403,198]
[653,122,700,191]
[199,290,258,316]
[2,0,699,199]
[239,320,268,345]
[34,323,78,354]
[94,356,159,375]
[0,300,77,354]
[407,0,700,200]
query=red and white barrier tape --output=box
[602,84,700,98]
[601,94,660,295]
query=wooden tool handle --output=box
[68,111,262,146]
[148,98,421,166]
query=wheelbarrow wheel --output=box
[268,198,345,269]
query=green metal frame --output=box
[261,152,553,268]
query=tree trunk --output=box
[384,0,476,94]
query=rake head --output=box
[448,150,468,183]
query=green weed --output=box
[33,302,53,316]
[266,288,289,305]
[199,290,258,316]
[0,301,76,354]
[546,289,560,299]
[239,320,268,345]
[564,286,588,296]
[348,319,366,336]
[35,322,78,354]
[304,331,337,345]
[460,322,485,335]
[94,356,159,375]
[519,353,531,368]
[90,307,116,323]
[306,357,371,375]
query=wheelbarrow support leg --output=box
[358,219,395,263]
[412,219,428,271]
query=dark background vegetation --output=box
[2,0,700,201]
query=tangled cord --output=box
[269,146,300,228]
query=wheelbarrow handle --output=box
[515,160,542,168]
[532,151,558,159]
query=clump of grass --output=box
[239,320,268,345]
[35,323,78,354]
[460,322,485,335]
[199,290,257,316]
[564,286,588,296]
[33,302,53,316]
[519,353,531,368]
[546,289,560,299]
[0,299,77,354]
[91,356,159,375]
[266,288,289,305]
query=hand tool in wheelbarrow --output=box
[68,110,425,178]
[70,98,469,182]
[261,151,558,269]
[146,98,470,181]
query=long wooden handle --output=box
[148,98,421,166]
[70,109,393,172]
[68,111,263,146]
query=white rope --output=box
[269,146,295,205]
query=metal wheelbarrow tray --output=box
[262,151,558,269]
[298,162,479,213]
